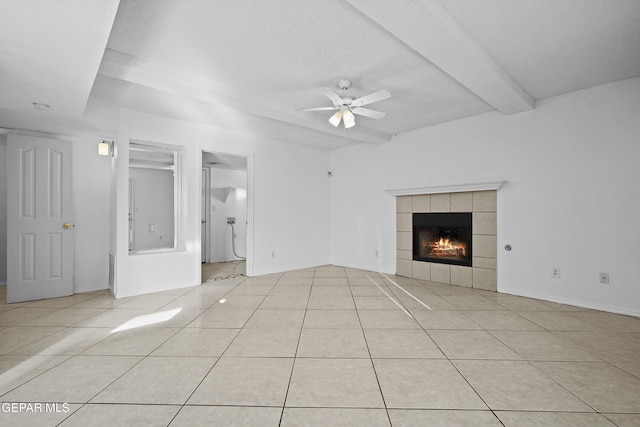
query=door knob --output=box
[201,219,206,224]
[63,223,72,229]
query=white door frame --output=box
[201,150,254,277]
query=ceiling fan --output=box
[299,79,391,129]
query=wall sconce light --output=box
[98,140,114,157]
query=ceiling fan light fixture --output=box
[343,109,356,128]
[329,111,343,127]
[301,79,390,130]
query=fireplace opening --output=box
[413,212,472,266]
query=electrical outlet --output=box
[226,217,235,224]
[599,272,610,284]
[551,267,561,278]
[375,250,380,258]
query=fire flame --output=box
[438,238,451,249]
[428,237,466,257]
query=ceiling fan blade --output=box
[297,106,339,112]
[351,107,386,119]
[320,87,346,107]
[350,89,391,107]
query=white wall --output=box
[113,109,330,298]
[330,77,640,316]
[72,137,111,292]
[208,168,247,262]
[0,134,7,283]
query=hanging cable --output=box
[229,222,246,260]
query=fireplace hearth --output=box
[413,212,472,266]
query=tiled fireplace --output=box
[395,188,498,291]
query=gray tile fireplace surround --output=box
[396,190,497,291]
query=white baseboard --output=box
[499,287,640,318]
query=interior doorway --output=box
[201,151,252,278]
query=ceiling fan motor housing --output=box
[337,79,352,91]
[340,97,355,107]
[335,79,354,107]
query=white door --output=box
[201,168,209,263]
[7,134,74,303]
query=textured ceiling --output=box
[0,0,119,120]
[1,0,639,149]
[438,0,640,99]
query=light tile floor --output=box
[1,262,640,426]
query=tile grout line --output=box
[348,271,394,426]
[87,269,248,419]
[383,275,498,419]
[277,267,315,427]
[161,269,258,424]
[2,265,640,424]
[404,277,607,420]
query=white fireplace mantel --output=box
[386,181,506,197]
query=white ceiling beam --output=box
[98,50,392,145]
[345,0,534,114]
